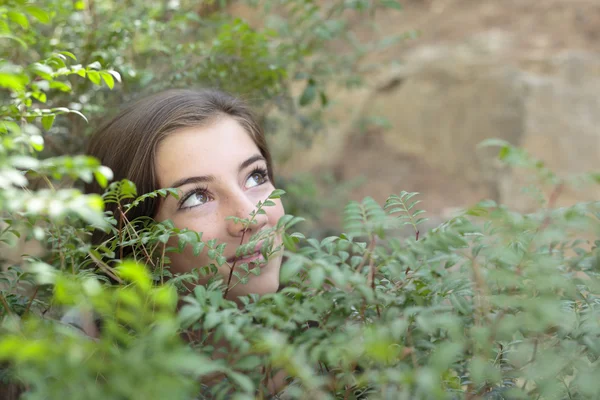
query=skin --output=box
[154,116,285,300]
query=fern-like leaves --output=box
[102,179,179,213]
[125,188,179,213]
[385,191,428,240]
[102,179,137,205]
[343,197,388,240]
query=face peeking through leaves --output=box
[154,116,285,299]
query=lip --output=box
[227,241,266,265]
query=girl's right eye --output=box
[179,188,211,210]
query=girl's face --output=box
[154,117,285,299]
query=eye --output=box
[179,187,211,210]
[246,167,268,189]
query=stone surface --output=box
[285,37,600,221]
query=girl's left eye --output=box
[246,168,268,188]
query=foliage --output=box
[2,1,600,400]
[2,0,408,159]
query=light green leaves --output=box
[385,191,428,238]
[343,196,389,239]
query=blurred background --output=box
[270,0,600,235]
[12,0,600,238]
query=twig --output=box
[539,183,564,231]
[406,326,418,368]
[355,235,376,274]
[367,242,381,318]
[468,254,490,325]
[23,286,39,317]
[118,207,155,267]
[160,243,166,285]
[224,228,247,298]
[88,252,123,283]
[224,201,268,298]
[118,205,124,260]
[0,293,13,316]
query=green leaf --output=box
[117,261,152,292]
[100,71,115,89]
[269,189,286,199]
[29,135,44,151]
[498,146,510,160]
[227,371,254,393]
[49,80,72,92]
[299,79,317,106]
[308,266,325,287]
[85,194,105,212]
[7,11,29,29]
[319,91,328,106]
[93,170,108,189]
[0,72,28,91]
[280,256,303,282]
[32,91,47,103]
[59,51,77,60]
[24,6,50,23]
[87,70,101,85]
[282,233,297,252]
[41,114,55,131]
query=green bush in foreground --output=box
[1,2,600,400]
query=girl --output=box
[77,89,290,397]
[85,88,286,299]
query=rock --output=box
[294,32,600,219]
[330,34,600,217]
[503,51,600,210]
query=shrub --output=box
[1,1,599,399]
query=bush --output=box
[1,1,600,399]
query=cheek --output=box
[168,212,223,253]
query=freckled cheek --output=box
[170,208,222,237]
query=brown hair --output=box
[85,89,273,241]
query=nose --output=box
[225,192,268,238]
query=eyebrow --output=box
[167,154,267,189]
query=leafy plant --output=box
[2,2,600,400]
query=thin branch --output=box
[118,207,155,267]
[0,293,13,316]
[23,286,39,318]
[224,228,247,298]
[88,252,123,284]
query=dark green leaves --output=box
[299,79,317,106]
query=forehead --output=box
[154,117,261,186]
